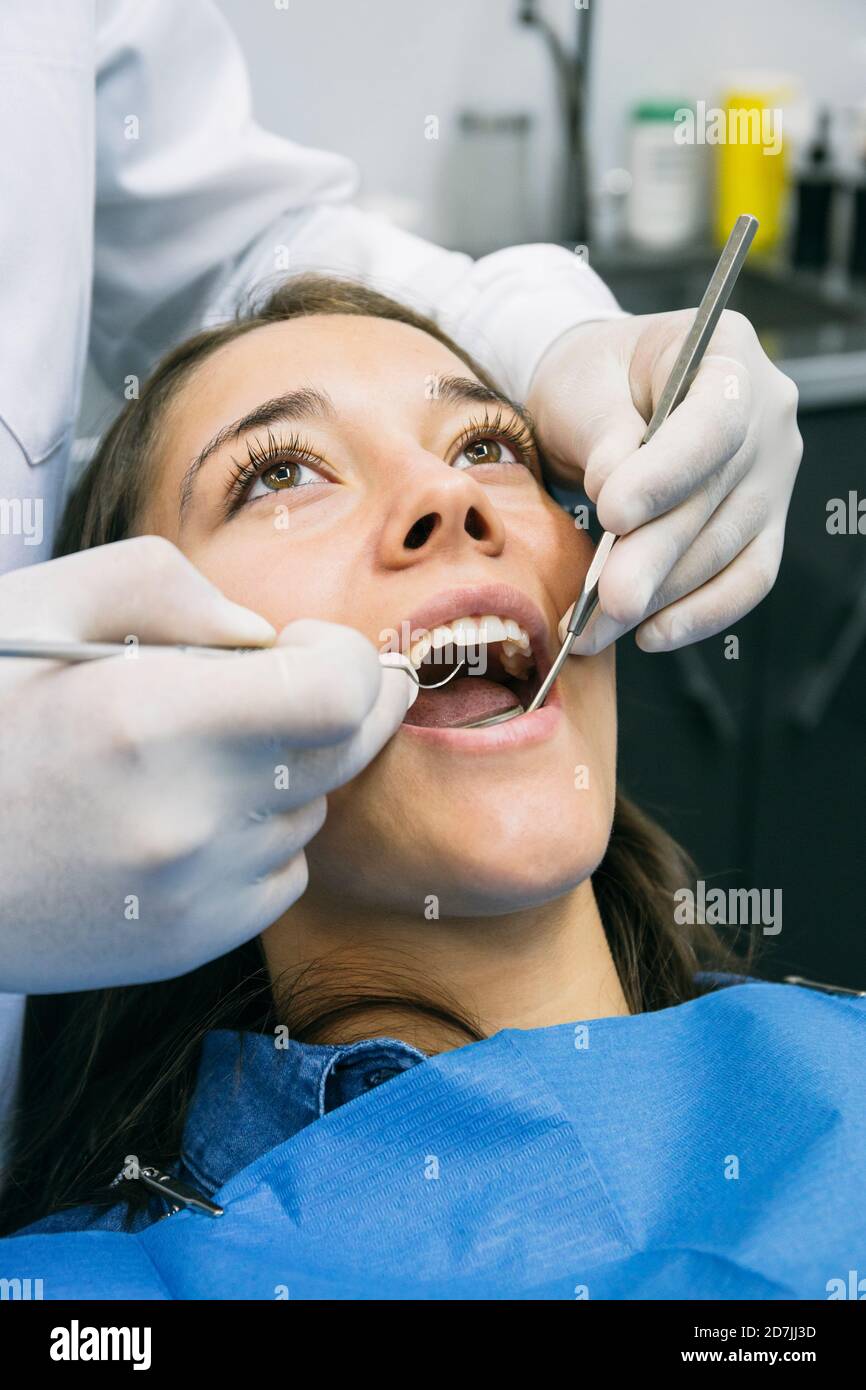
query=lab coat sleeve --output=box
[91,0,627,402]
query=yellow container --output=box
[715,83,791,252]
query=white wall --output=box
[215,0,866,246]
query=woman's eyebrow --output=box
[178,387,335,519]
[431,374,535,434]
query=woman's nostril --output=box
[403,506,488,550]
[403,514,437,550]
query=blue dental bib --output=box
[2,980,864,1299]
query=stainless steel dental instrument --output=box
[0,637,466,689]
[0,638,255,662]
[458,212,760,731]
[379,649,467,689]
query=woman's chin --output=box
[425,833,609,915]
[308,811,611,919]
[311,736,615,918]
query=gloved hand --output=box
[0,536,415,992]
[526,308,803,653]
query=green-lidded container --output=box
[626,99,704,249]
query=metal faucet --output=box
[517,0,595,245]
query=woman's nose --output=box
[377,468,506,569]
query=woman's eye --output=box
[247,459,323,501]
[454,437,522,470]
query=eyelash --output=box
[223,408,539,515]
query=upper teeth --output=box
[409,614,533,679]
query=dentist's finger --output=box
[635,531,784,651]
[86,619,389,749]
[246,850,312,942]
[589,445,755,626]
[57,618,416,815]
[572,394,650,503]
[622,488,771,631]
[146,799,331,968]
[529,318,648,491]
[594,355,752,536]
[171,850,315,974]
[186,653,417,814]
[558,478,767,656]
[265,660,416,808]
[240,796,329,880]
[0,534,277,647]
[557,602,623,656]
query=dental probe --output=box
[0,639,258,662]
[0,638,439,688]
[458,212,760,732]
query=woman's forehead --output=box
[182,313,472,417]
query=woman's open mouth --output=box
[403,615,541,728]
[383,584,562,749]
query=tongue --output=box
[404,676,522,729]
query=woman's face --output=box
[139,313,617,915]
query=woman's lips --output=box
[400,697,561,752]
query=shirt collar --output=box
[180,1028,428,1195]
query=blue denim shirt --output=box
[19,1030,428,1236]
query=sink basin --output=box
[592,254,863,330]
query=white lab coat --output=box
[0,0,625,1156]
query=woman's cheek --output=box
[526,501,596,613]
[179,532,330,630]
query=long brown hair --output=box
[0,273,755,1235]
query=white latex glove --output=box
[0,537,415,992]
[526,308,803,653]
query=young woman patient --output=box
[2,276,862,1300]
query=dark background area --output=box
[613,402,865,991]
